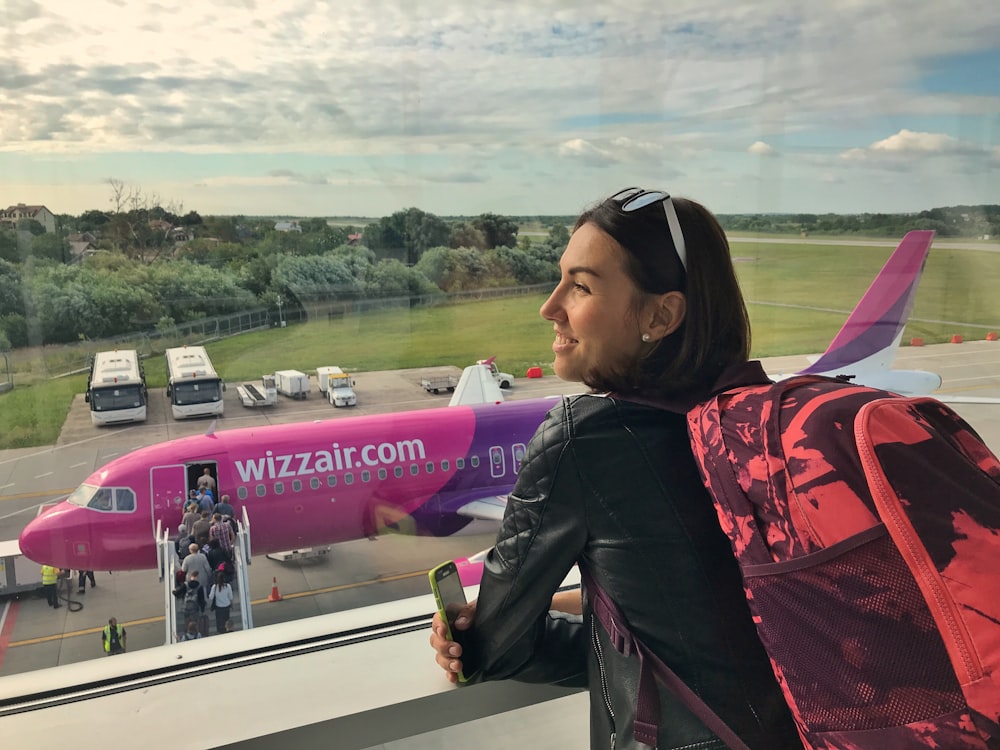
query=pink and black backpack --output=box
[685,375,1000,749]
[586,374,1000,749]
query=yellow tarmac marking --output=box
[0,489,74,503]
[6,569,429,648]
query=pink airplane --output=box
[19,231,948,572]
[18,392,553,571]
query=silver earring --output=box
[641,333,651,343]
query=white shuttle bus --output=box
[164,345,225,419]
[85,349,148,426]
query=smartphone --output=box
[428,560,470,682]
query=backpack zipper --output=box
[855,399,982,684]
[592,615,617,749]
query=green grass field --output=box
[1,240,998,449]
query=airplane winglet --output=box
[798,230,934,376]
[205,419,218,437]
[449,363,505,406]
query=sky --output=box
[2,0,999,218]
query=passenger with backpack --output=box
[180,570,206,629]
[429,189,800,749]
[430,190,1000,750]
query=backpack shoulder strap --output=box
[580,566,750,750]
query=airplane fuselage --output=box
[19,398,559,571]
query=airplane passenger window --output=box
[470,457,481,468]
[255,485,266,497]
[410,465,419,476]
[361,470,371,482]
[345,474,355,485]
[394,466,403,478]
[441,460,450,471]
[456,458,466,470]
[292,479,302,492]
[327,475,337,487]
[273,482,284,495]
[310,477,321,489]
[236,487,248,500]
[425,462,435,474]
[377,468,387,480]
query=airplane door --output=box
[150,465,188,536]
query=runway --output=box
[1,343,999,678]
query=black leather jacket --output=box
[463,390,801,749]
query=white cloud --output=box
[1,1,998,214]
[871,129,966,154]
[557,139,618,167]
[748,141,777,156]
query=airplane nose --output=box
[18,502,86,569]
[18,517,53,566]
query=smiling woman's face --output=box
[539,222,654,385]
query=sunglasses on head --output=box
[610,187,687,271]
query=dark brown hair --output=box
[574,192,751,399]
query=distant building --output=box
[69,240,98,261]
[0,203,56,233]
[148,219,173,233]
[275,220,302,233]
[348,233,363,245]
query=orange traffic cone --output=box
[268,576,282,602]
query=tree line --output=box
[717,205,1000,238]
[1,191,995,351]
[0,200,568,349]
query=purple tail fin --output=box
[799,230,935,376]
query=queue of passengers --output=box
[172,481,238,638]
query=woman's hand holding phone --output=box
[430,599,477,684]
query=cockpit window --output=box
[65,484,136,513]
[115,489,136,511]
[88,488,114,511]
[66,484,99,508]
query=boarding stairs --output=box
[157,508,254,644]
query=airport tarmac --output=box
[2,343,1000,679]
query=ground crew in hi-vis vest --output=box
[103,617,126,655]
[40,564,61,608]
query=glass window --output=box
[87,488,113,511]
[4,3,995,691]
[115,489,135,512]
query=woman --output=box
[207,570,233,635]
[430,189,800,749]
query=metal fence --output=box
[8,283,556,383]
